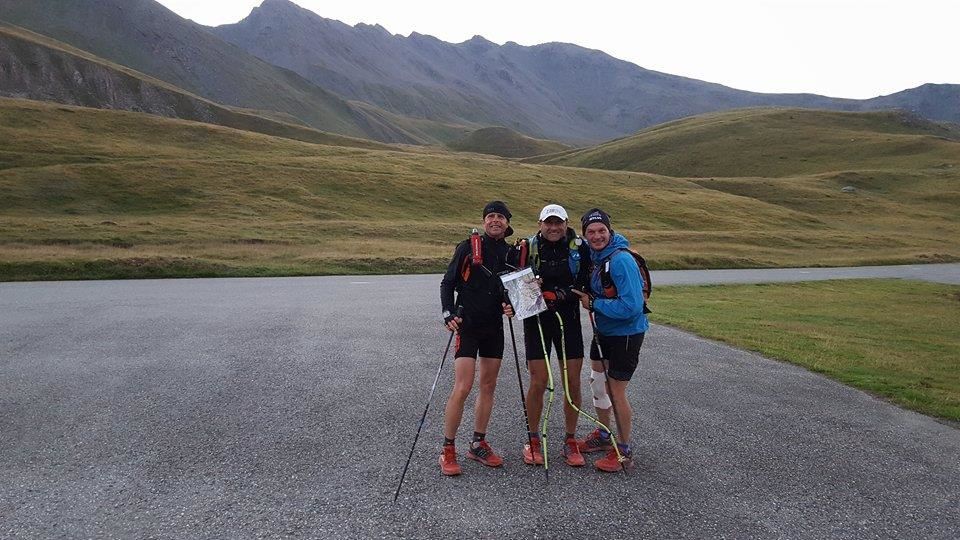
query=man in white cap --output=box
[515,204,590,467]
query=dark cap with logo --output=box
[581,208,612,234]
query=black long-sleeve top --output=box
[440,234,512,330]
[527,228,591,310]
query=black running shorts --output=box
[589,332,645,381]
[523,307,585,362]
[454,324,505,360]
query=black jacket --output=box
[525,228,591,310]
[440,234,513,330]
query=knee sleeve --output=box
[589,370,611,409]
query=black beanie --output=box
[581,208,612,235]
[482,201,512,221]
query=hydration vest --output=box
[518,230,582,277]
[599,248,653,314]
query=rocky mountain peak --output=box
[461,35,496,49]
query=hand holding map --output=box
[500,267,547,320]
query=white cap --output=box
[539,204,568,221]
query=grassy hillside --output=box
[529,108,960,178]
[346,100,473,146]
[447,127,571,158]
[0,100,958,280]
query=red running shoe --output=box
[563,437,586,467]
[523,438,544,465]
[594,447,633,473]
[577,429,613,453]
[439,445,461,476]
[466,440,504,467]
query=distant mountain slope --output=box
[0,25,392,151]
[211,0,960,145]
[0,0,459,144]
[865,84,960,127]
[447,127,569,158]
[2,98,958,281]
[4,0,958,147]
[527,108,960,178]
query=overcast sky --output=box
[156,0,957,99]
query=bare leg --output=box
[607,378,632,444]
[526,361,547,431]
[443,357,476,440]
[473,357,503,433]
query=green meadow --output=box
[1,99,959,281]
[652,279,960,422]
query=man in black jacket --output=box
[438,201,515,476]
[518,204,590,467]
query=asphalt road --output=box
[1,267,958,539]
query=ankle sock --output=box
[472,432,485,443]
[443,437,455,447]
[599,429,611,440]
[528,431,540,441]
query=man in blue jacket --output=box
[572,208,649,472]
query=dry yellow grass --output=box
[1,99,958,280]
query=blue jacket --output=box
[589,233,649,336]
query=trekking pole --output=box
[588,312,628,474]
[393,306,462,502]
[534,314,555,483]
[507,314,540,481]
[554,311,620,453]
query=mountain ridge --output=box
[0,23,392,151]
[0,0,464,144]
[2,0,958,147]
[212,0,960,144]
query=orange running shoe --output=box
[466,440,504,467]
[522,437,544,465]
[594,446,633,473]
[439,445,461,476]
[562,437,586,467]
[577,429,613,453]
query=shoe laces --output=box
[471,441,492,458]
[587,432,609,448]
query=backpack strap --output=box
[528,230,583,279]
[599,248,653,302]
[636,254,652,300]
[527,234,540,271]
[513,237,530,269]
[459,252,472,282]
[567,230,582,277]
[599,256,617,298]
